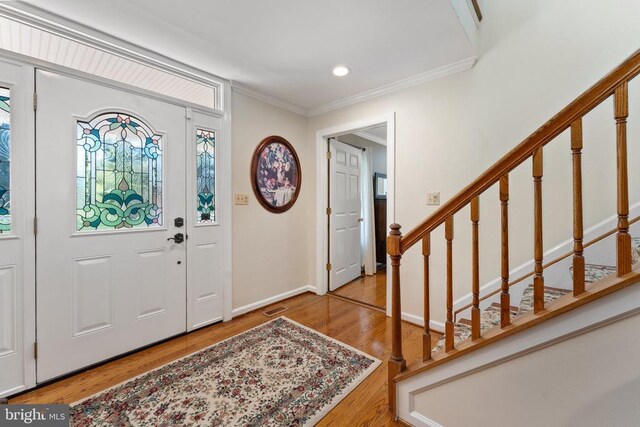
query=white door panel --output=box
[186,111,224,330]
[0,59,35,397]
[35,70,187,382]
[330,139,362,291]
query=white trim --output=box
[406,412,444,427]
[352,130,387,146]
[222,81,233,321]
[230,81,307,117]
[397,279,640,425]
[231,285,315,317]
[0,3,225,104]
[308,58,477,117]
[402,312,446,334]
[450,0,479,49]
[315,113,396,317]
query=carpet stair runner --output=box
[433,237,640,354]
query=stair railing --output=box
[453,214,640,322]
[386,50,640,412]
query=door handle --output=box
[167,233,185,244]
[358,218,364,222]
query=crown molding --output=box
[230,81,308,117]
[308,56,477,117]
[353,130,386,146]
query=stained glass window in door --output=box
[76,113,163,231]
[196,129,215,223]
[0,88,10,234]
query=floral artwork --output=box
[251,136,301,213]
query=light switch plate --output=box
[427,192,440,206]
[234,193,249,205]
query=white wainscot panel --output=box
[194,242,219,301]
[0,266,16,357]
[73,256,113,336]
[136,249,167,319]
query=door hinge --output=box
[32,92,37,111]
[33,217,37,235]
[326,207,332,215]
[33,342,38,360]
[326,151,332,160]
[326,262,332,271]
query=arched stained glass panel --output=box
[0,87,10,234]
[76,113,163,231]
[196,129,215,223]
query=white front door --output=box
[35,70,187,382]
[0,60,35,397]
[329,139,362,291]
[186,110,224,330]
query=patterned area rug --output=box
[70,317,380,426]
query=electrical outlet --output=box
[234,193,249,205]
[427,192,440,206]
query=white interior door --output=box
[35,70,187,382]
[0,60,35,397]
[186,110,224,330]
[329,139,362,291]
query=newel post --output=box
[387,223,406,413]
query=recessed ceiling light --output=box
[332,65,350,77]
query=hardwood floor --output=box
[332,269,387,309]
[10,292,439,426]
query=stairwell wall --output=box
[307,0,640,322]
[411,309,640,426]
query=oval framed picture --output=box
[251,135,302,213]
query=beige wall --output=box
[231,91,309,310]
[413,311,640,426]
[307,0,640,321]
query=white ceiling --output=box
[13,0,477,112]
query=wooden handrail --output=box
[387,51,640,416]
[399,50,640,253]
[453,214,640,320]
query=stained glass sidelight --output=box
[0,88,10,234]
[196,129,215,223]
[76,113,163,231]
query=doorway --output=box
[327,125,389,310]
[34,70,228,382]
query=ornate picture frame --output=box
[251,135,302,213]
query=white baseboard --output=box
[231,285,315,317]
[403,312,445,334]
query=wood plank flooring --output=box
[10,292,439,426]
[331,270,387,309]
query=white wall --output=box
[231,91,310,311]
[307,0,640,322]
[412,310,640,426]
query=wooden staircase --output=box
[386,49,640,415]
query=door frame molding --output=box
[0,50,232,394]
[314,112,396,316]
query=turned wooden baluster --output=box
[422,234,432,361]
[533,148,545,313]
[470,197,481,340]
[387,224,406,412]
[445,216,455,352]
[571,119,586,295]
[615,82,632,276]
[500,175,511,327]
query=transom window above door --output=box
[76,112,163,231]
